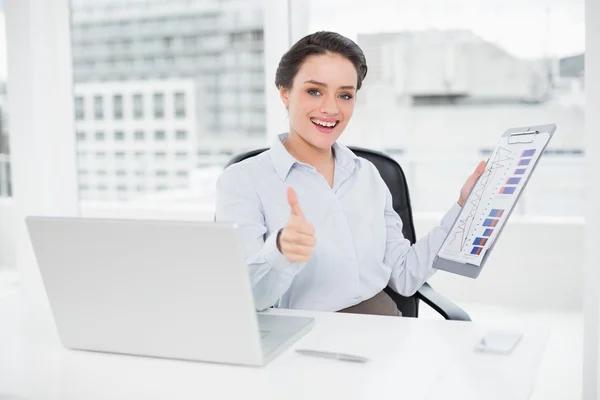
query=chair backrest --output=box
[225,146,421,316]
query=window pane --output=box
[75,96,85,120]
[113,94,123,119]
[70,1,266,206]
[134,130,145,140]
[0,82,9,198]
[174,92,185,118]
[154,130,165,140]
[175,130,187,140]
[306,0,585,218]
[153,92,164,118]
[93,95,104,120]
[132,93,144,119]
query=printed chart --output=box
[438,132,550,266]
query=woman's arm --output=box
[383,185,461,297]
[215,165,307,311]
[383,161,484,296]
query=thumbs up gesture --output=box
[276,187,317,263]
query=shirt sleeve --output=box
[382,183,461,297]
[215,165,307,311]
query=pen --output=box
[296,349,369,363]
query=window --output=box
[176,170,188,177]
[78,169,89,175]
[98,184,108,191]
[95,131,105,141]
[174,92,186,118]
[93,95,104,120]
[68,1,266,206]
[156,185,168,191]
[133,93,143,119]
[155,170,168,177]
[97,170,107,176]
[76,131,86,141]
[136,185,146,192]
[96,151,106,159]
[116,185,128,192]
[79,184,89,191]
[113,94,123,119]
[135,170,145,176]
[175,130,188,140]
[153,92,164,118]
[302,0,584,219]
[75,96,85,120]
[116,169,127,176]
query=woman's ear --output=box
[279,86,290,109]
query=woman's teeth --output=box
[311,118,337,127]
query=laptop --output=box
[25,216,314,366]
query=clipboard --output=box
[432,124,557,278]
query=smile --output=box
[310,118,339,129]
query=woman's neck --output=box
[284,130,334,168]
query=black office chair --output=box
[225,146,471,321]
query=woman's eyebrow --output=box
[304,80,355,90]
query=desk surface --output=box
[0,293,547,400]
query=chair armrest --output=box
[416,282,471,321]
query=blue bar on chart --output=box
[473,237,488,246]
[482,228,493,237]
[506,177,521,185]
[499,186,516,195]
[514,168,526,175]
[483,219,499,227]
[518,159,531,166]
[489,209,504,218]
[521,149,536,157]
[470,246,484,256]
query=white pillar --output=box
[5,0,79,334]
[263,0,309,143]
[583,0,600,397]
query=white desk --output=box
[0,293,547,400]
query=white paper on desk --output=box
[438,132,549,266]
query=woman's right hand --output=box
[276,187,317,263]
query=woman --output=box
[215,31,485,315]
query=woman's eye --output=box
[307,89,321,96]
[340,93,353,100]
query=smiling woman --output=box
[215,31,483,315]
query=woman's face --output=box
[280,52,358,150]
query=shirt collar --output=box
[268,132,361,181]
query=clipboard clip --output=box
[508,129,539,144]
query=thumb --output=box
[287,186,304,218]
[474,160,486,176]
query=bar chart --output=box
[438,131,549,267]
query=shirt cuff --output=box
[440,203,462,232]
[264,231,306,275]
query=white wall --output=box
[421,216,584,311]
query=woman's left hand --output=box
[458,161,487,207]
